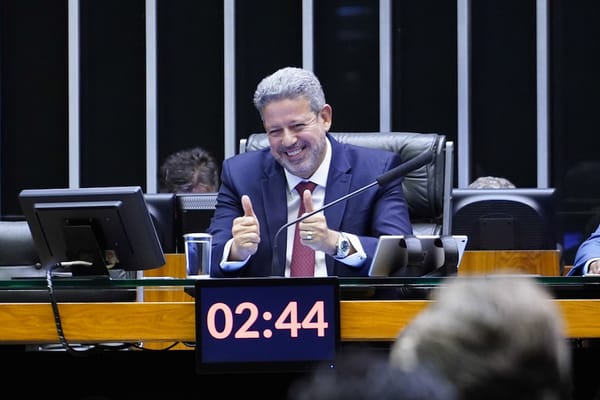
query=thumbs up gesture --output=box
[297,189,338,255]
[230,195,261,260]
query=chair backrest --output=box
[0,220,39,266]
[239,132,454,235]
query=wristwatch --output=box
[333,233,351,259]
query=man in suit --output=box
[568,223,600,275]
[207,66,412,277]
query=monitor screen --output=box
[451,188,559,251]
[18,186,166,277]
[175,192,218,253]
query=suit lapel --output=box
[261,158,288,276]
[324,138,352,231]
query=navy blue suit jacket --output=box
[568,224,600,276]
[207,134,413,277]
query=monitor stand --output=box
[63,225,111,278]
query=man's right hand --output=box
[229,195,260,261]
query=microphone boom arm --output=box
[270,150,434,276]
[271,181,378,276]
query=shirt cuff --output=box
[584,258,600,275]
[218,238,249,272]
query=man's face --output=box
[262,97,332,179]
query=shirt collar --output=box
[285,137,331,191]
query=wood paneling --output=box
[458,250,561,276]
[141,253,194,302]
[0,298,599,345]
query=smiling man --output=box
[207,66,413,278]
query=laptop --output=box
[368,234,469,277]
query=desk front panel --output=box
[1,299,600,344]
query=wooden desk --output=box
[149,250,564,287]
[141,253,195,302]
[0,251,587,345]
[148,250,564,285]
[459,250,561,276]
[0,298,599,345]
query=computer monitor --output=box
[18,186,166,277]
[174,192,218,252]
[451,188,559,250]
[144,193,177,254]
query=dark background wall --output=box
[1,0,600,264]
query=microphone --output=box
[270,150,434,275]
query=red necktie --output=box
[290,181,317,277]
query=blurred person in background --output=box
[159,146,219,193]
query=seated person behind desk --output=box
[207,66,412,277]
[159,146,219,193]
[468,175,516,189]
[568,223,600,275]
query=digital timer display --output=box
[195,277,340,374]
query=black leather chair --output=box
[0,220,39,268]
[239,132,454,235]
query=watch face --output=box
[336,237,351,258]
[341,240,350,252]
